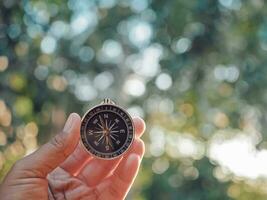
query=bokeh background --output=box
[1,0,267,199]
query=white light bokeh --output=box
[214,64,240,82]
[129,0,148,13]
[159,98,174,114]
[70,11,98,35]
[127,44,163,78]
[155,73,172,90]
[128,20,153,48]
[40,36,57,54]
[50,20,69,38]
[208,130,267,180]
[93,71,114,91]
[127,106,145,118]
[176,135,204,159]
[219,0,242,10]
[79,46,95,62]
[72,75,98,101]
[123,76,146,97]
[98,0,116,9]
[97,40,123,63]
[173,37,192,54]
[34,65,49,80]
[32,2,50,25]
[152,157,170,174]
[149,126,165,157]
[166,134,205,160]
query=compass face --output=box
[80,104,134,159]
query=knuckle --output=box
[135,139,145,156]
[113,171,128,187]
[139,139,145,149]
[50,133,66,150]
[140,139,145,154]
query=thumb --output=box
[14,113,81,177]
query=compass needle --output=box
[110,134,116,141]
[105,119,108,129]
[95,128,102,132]
[102,136,106,144]
[94,130,105,134]
[111,132,119,137]
[108,136,114,149]
[99,115,105,127]
[98,134,105,142]
[105,136,109,146]
[95,134,102,138]
[97,122,104,129]
[109,122,116,130]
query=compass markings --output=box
[82,104,134,158]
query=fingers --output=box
[60,142,93,175]
[14,113,81,178]
[96,139,145,200]
[77,138,144,187]
[133,116,146,138]
[61,116,146,176]
[77,157,123,187]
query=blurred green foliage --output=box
[1,0,267,199]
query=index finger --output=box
[96,140,145,200]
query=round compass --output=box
[80,99,134,159]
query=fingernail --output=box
[126,153,140,168]
[122,153,140,178]
[63,114,74,133]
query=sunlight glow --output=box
[209,131,267,179]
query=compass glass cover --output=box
[80,104,134,159]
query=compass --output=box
[80,99,134,159]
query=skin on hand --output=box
[0,113,146,200]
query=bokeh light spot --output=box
[47,75,68,92]
[14,97,33,117]
[8,73,27,91]
[155,73,172,90]
[124,76,146,97]
[93,71,114,91]
[129,20,152,48]
[0,56,9,72]
[173,38,192,54]
[41,36,57,54]
[0,130,7,146]
[0,100,12,127]
[152,158,169,174]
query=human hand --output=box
[0,113,145,200]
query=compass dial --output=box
[80,104,134,159]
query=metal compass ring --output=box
[80,99,134,159]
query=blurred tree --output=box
[1,0,267,199]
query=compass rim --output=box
[80,103,135,160]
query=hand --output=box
[0,113,145,200]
